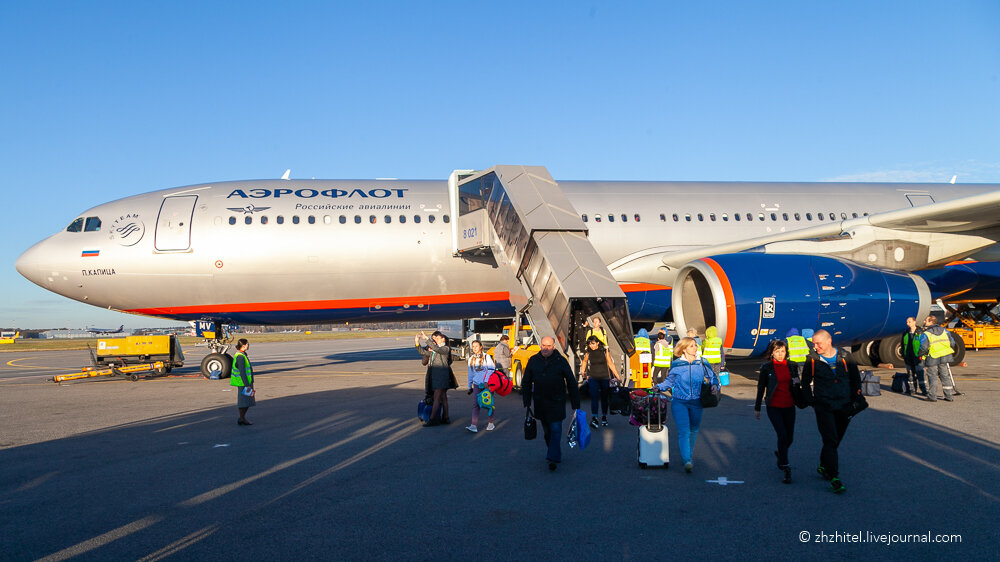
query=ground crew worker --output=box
[652,330,672,384]
[586,317,609,348]
[701,326,725,374]
[786,328,810,364]
[919,316,957,402]
[633,328,653,388]
[231,338,255,426]
[901,317,927,396]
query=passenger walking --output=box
[415,331,454,426]
[466,340,497,433]
[901,317,927,396]
[651,330,672,384]
[586,317,609,348]
[801,329,861,494]
[785,328,810,364]
[755,340,799,484]
[919,316,957,402]
[230,338,256,426]
[686,328,702,356]
[579,335,621,429]
[494,334,513,376]
[700,326,725,374]
[654,337,720,473]
[522,336,581,471]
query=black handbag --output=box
[524,408,537,440]
[790,378,812,409]
[699,362,721,408]
[846,395,868,418]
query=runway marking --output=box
[4,358,70,370]
[36,514,164,562]
[213,444,230,448]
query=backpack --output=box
[487,370,513,396]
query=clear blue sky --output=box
[2,1,999,329]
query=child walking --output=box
[466,340,497,433]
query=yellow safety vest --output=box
[652,341,672,368]
[230,351,253,387]
[702,336,723,364]
[786,335,809,363]
[926,331,954,359]
[634,336,651,353]
[587,328,608,346]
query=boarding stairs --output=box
[450,165,636,366]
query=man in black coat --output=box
[800,329,862,494]
[522,336,581,471]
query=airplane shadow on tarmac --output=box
[1,380,997,560]
[248,346,421,372]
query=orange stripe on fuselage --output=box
[620,283,672,292]
[700,258,737,349]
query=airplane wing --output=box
[656,188,1000,269]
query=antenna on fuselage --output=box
[281,169,291,180]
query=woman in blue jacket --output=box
[655,336,720,473]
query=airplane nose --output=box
[16,241,47,288]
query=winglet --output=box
[950,175,957,184]
[281,169,291,180]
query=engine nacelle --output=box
[671,254,931,357]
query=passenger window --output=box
[672,214,678,221]
[261,216,269,225]
[635,214,640,222]
[84,217,102,232]
[734,213,741,222]
[709,213,716,221]
[621,214,627,222]
[582,214,588,222]
[722,213,729,222]
[228,217,236,225]
[399,215,406,224]
[308,216,316,224]
[659,214,666,222]
[384,215,391,224]
[697,213,704,221]
[428,214,436,223]
[414,215,421,224]
[758,213,765,221]
[782,213,788,221]
[323,215,332,224]
[684,214,691,222]
[245,216,252,225]
[66,218,84,232]
[354,215,361,224]
[794,213,800,221]
[369,215,376,224]
[829,213,836,220]
[276,216,284,225]
[443,215,450,223]
[806,213,812,220]
[863,212,869,216]
[746,213,753,221]
[595,215,601,223]
[339,215,346,224]
[852,212,858,218]
[608,214,615,223]
[817,213,824,221]
[840,212,847,219]
[770,213,777,221]
[293,216,300,224]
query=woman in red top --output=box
[755,339,800,484]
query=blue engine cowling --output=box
[671,254,931,357]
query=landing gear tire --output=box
[949,331,966,364]
[201,353,229,379]
[878,334,904,367]
[512,360,523,391]
[851,341,876,367]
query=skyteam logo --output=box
[108,213,145,246]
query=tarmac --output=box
[1,337,998,560]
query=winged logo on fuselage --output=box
[227,204,272,215]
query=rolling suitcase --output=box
[638,393,669,469]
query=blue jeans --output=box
[588,378,611,415]
[671,398,703,464]
[542,420,563,462]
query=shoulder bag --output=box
[699,362,721,408]
[524,408,537,440]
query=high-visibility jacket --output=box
[652,341,672,368]
[701,336,723,364]
[230,351,253,387]
[586,327,608,347]
[925,331,954,358]
[786,335,809,363]
[634,336,651,353]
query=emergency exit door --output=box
[155,195,198,251]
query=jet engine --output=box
[671,254,931,357]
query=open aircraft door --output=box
[155,195,197,251]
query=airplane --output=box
[16,167,1000,378]
[86,324,125,334]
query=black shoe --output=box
[782,467,792,484]
[422,420,441,427]
[830,477,845,494]
[547,461,557,471]
[237,419,252,426]
[440,417,451,425]
[817,465,833,481]
[601,417,608,427]
[590,417,599,429]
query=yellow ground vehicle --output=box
[0,330,19,344]
[95,335,185,372]
[487,324,538,389]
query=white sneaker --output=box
[466,425,478,433]
[486,423,496,431]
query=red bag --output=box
[487,370,513,396]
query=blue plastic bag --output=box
[718,369,730,386]
[567,409,591,450]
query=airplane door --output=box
[155,195,198,251]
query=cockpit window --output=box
[66,218,84,232]
[84,217,102,232]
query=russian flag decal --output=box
[81,250,100,257]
